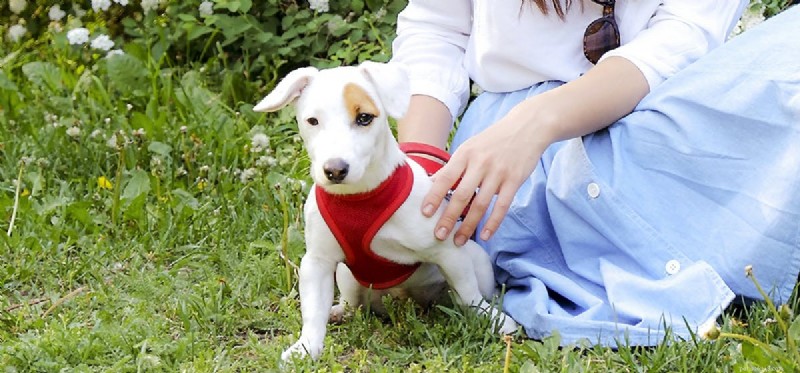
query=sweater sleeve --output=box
[390,0,473,119]
[600,0,748,90]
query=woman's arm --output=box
[426,56,649,246]
[397,95,453,148]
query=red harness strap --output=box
[315,162,420,290]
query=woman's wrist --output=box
[397,95,453,149]
[504,97,564,151]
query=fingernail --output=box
[422,204,434,216]
[436,226,448,240]
[480,229,491,241]
[455,235,467,247]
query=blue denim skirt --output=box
[451,6,800,346]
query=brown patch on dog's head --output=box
[343,83,380,122]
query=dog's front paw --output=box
[281,336,322,362]
[497,314,519,335]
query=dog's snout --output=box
[323,158,349,183]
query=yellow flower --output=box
[97,176,113,190]
[21,188,30,197]
[197,180,207,191]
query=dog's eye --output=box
[355,113,374,127]
[306,117,319,126]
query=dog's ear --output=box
[253,67,319,112]
[358,61,410,119]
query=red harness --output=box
[315,162,420,290]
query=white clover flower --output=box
[132,128,146,137]
[126,103,133,111]
[91,34,114,51]
[106,134,118,148]
[7,24,27,43]
[90,129,103,138]
[240,168,258,183]
[9,0,26,14]
[141,0,161,13]
[374,7,387,19]
[67,27,90,45]
[66,126,81,138]
[44,112,58,123]
[198,1,213,17]
[106,49,124,58]
[251,133,270,152]
[308,0,329,12]
[49,5,66,21]
[114,0,129,6]
[92,0,112,12]
[255,155,277,168]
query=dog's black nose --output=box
[323,158,349,183]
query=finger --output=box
[453,176,500,246]
[478,182,518,242]
[439,167,483,242]
[422,156,465,217]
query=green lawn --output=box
[2,2,799,372]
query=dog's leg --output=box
[282,254,337,362]
[330,263,363,323]
[468,241,497,300]
[434,242,518,335]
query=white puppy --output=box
[254,61,518,362]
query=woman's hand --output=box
[423,56,649,246]
[422,102,553,246]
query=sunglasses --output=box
[583,0,620,64]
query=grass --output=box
[2,17,800,373]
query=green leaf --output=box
[130,112,154,137]
[789,315,800,342]
[222,0,241,12]
[239,0,252,12]
[0,49,20,68]
[105,54,147,94]
[177,14,197,22]
[214,14,253,40]
[740,341,772,367]
[26,170,44,197]
[148,141,173,158]
[172,188,199,212]
[365,0,382,11]
[22,61,63,92]
[122,169,151,202]
[37,195,71,216]
[186,25,214,41]
[351,0,364,13]
[0,70,18,91]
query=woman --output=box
[391,0,800,346]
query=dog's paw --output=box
[497,314,519,335]
[281,337,322,362]
[329,304,348,324]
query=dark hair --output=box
[527,0,578,19]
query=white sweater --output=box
[391,0,747,118]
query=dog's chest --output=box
[315,163,425,289]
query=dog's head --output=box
[254,61,410,194]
